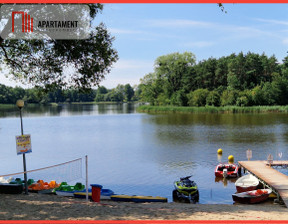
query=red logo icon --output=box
[12,11,33,33]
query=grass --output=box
[136,105,288,114]
[0,104,16,109]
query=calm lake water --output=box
[1,103,288,204]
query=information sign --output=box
[16,134,32,155]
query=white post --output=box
[85,155,88,201]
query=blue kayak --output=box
[74,188,114,200]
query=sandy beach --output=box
[0,193,287,220]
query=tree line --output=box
[2,51,288,107]
[138,51,288,107]
[0,83,138,104]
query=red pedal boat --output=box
[232,189,272,204]
[215,163,238,178]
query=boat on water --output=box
[215,164,238,178]
[110,195,167,203]
[232,188,272,204]
[173,175,199,203]
[74,188,115,200]
[235,173,259,193]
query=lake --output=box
[0,103,288,204]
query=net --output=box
[0,158,83,184]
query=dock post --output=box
[237,165,242,176]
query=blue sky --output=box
[1,4,288,89]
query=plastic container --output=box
[90,184,103,202]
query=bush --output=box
[156,93,170,106]
[206,90,220,106]
[170,90,188,106]
[220,90,239,106]
[236,90,253,107]
[187,89,209,106]
[251,85,265,105]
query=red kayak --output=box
[215,163,238,178]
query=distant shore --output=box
[0,193,287,220]
[137,105,288,114]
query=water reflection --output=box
[0,103,138,118]
[143,113,288,155]
[215,177,237,188]
[146,113,288,127]
[217,155,223,163]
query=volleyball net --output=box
[0,157,84,184]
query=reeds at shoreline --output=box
[137,105,288,114]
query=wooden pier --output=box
[238,160,288,207]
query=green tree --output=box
[95,86,108,102]
[139,73,162,105]
[270,73,288,105]
[24,88,43,103]
[227,72,241,90]
[236,90,252,107]
[187,89,209,106]
[170,90,188,106]
[0,4,118,91]
[155,52,196,99]
[12,86,26,102]
[206,90,220,106]
[251,85,265,105]
[138,51,285,107]
[106,89,123,102]
[132,85,142,101]
[124,84,134,102]
[221,89,239,106]
[194,57,218,90]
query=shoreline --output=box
[0,193,287,220]
[136,105,288,114]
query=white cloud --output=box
[109,28,145,35]
[101,59,154,89]
[112,59,153,70]
[145,18,272,41]
[282,38,288,45]
[255,18,288,26]
[182,41,215,48]
[146,19,212,28]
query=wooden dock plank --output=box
[238,160,288,208]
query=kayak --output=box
[110,195,167,203]
[74,188,115,200]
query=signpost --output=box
[16,135,32,155]
[267,154,273,167]
[16,99,30,195]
